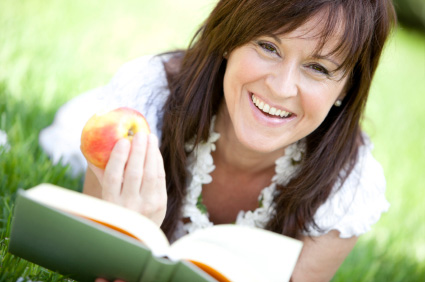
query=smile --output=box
[251,94,293,118]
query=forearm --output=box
[291,230,358,282]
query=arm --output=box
[82,133,167,227]
[291,230,358,282]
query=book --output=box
[8,183,303,282]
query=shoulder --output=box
[108,54,170,92]
[106,54,171,114]
[39,54,172,176]
[104,54,172,138]
[306,135,389,238]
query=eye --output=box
[307,63,330,76]
[257,41,279,56]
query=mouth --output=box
[251,93,294,119]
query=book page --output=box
[169,240,256,281]
[167,225,303,282]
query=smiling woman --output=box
[39,0,397,281]
[221,13,349,155]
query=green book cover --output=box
[8,184,303,282]
[9,189,214,282]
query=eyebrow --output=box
[312,54,341,69]
[268,34,342,69]
[270,34,282,44]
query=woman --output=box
[40,0,396,281]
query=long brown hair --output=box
[160,0,396,239]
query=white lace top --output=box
[39,55,389,239]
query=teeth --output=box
[259,101,264,110]
[251,94,292,118]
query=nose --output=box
[265,60,299,98]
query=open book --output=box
[9,183,303,282]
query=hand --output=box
[88,133,167,227]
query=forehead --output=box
[274,10,346,57]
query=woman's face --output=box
[221,15,348,155]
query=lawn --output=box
[1,0,425,281]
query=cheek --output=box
[222,70,237,114]
[300,86,337,126]
[302,76,347,117]
[223,55,253,109]
[223,49,269,92]
[304,99,331,127]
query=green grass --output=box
[333,27,425,281]
[333,27,425,282]
[1,0,425,281]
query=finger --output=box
[156,144,167,200]
[139,134,159,195]
[153,146,167,224]
[87,162,104,182]
[102,138,130,200]
[156,145,166,179]
[121,132,148,198]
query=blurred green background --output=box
[1,0,424,281]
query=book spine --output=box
[138,256,176,281]
[138,256,216,282]
[171,261,219,282]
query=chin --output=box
[236,131,287,155]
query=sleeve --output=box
[305,136,390,238]
[38,55,170,176]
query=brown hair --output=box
[160,0,396,239]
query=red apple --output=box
[80,107,150,169]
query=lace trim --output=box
[182,117,305,234]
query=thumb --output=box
[87,162,105,182]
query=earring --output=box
[334,100,342,107]
[223,51,228,58]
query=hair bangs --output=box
[220,1,382,79]
[313,2,381,78]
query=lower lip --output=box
[247,92,296,127]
